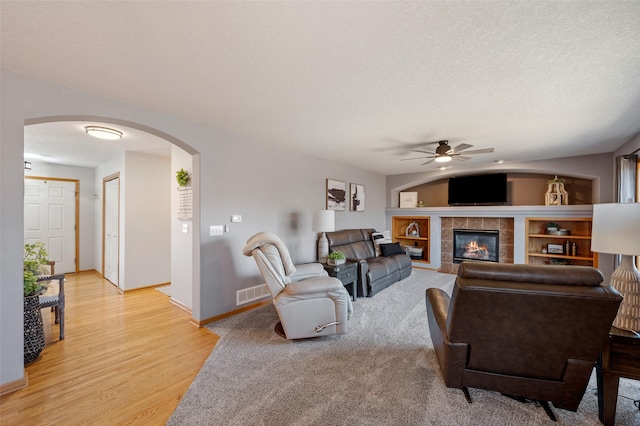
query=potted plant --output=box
[23,241,49,364]
[327,250,346,266]
[176,168,191,188]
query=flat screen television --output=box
[448,173,508,206]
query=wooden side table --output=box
[596,327,640,426]
[323,261,357,301]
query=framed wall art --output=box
[326,179,346,210]
[350,183,365,212]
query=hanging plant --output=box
[176,168,191,188]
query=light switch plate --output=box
[210,225,224,236]
[182,223,189,234]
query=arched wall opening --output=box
[23,115,201,315]
[387,155,613,208]
[399,172,595,207]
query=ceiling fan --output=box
[401,140,494,165]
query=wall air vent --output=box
[236,284,270,306]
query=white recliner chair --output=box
[243,232,352,339]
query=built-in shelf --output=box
[525,217,597,267]
[391,216,430,263]
[386,205,598,268]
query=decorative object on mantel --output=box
[416,200,426,207]
[545,176,568,206]
[176,168,191,188]
[400,191,418,208]
[327,250,346,266]
[591,203,640,332]
[406,221,421,237]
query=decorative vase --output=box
[327,258,346,266]
[24,294,45,364]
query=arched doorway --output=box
[23,116,200,310]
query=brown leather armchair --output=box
[426,262,622,420]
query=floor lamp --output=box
[591,203,640,332]
[313,210,335,263]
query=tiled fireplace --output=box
[440,217,514,274]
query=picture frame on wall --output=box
[326,179,346,210]
[399,191,418,208]
[350,183,365,212]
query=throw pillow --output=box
[372,231,392,256]
[380,242,404,257]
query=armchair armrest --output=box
[290,262,328,281]
[426,288,468,388]
[284,276,343,296]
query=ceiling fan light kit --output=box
[84,125,123,140]
[435,155,452,163]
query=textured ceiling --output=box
[3,1,640,174]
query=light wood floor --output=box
[0,272,219,425]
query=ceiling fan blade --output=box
[459,148,494,155]
[452,155,472,161]
[401,156,431,161]
[421,159,436,165]
[450,143,473,153]
[410,149,434,154]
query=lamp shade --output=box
[591,203,640,256]
[312,210,335,233]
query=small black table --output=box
[596,326,640,426]
[323,261,358,301]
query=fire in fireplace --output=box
[453,229,499,263]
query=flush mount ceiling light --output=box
[84,126,123,140]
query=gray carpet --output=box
[169,269,639,425]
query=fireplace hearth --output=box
[453,229,499,263]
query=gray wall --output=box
[122,152,171,290]
[0,70,386,386]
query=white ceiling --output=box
[3,1,640,175]
[23,121,172,168]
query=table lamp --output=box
[313,210,335,263]
[591,203,640,332]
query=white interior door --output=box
[104,176,120,286]
[24,178,77,274]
